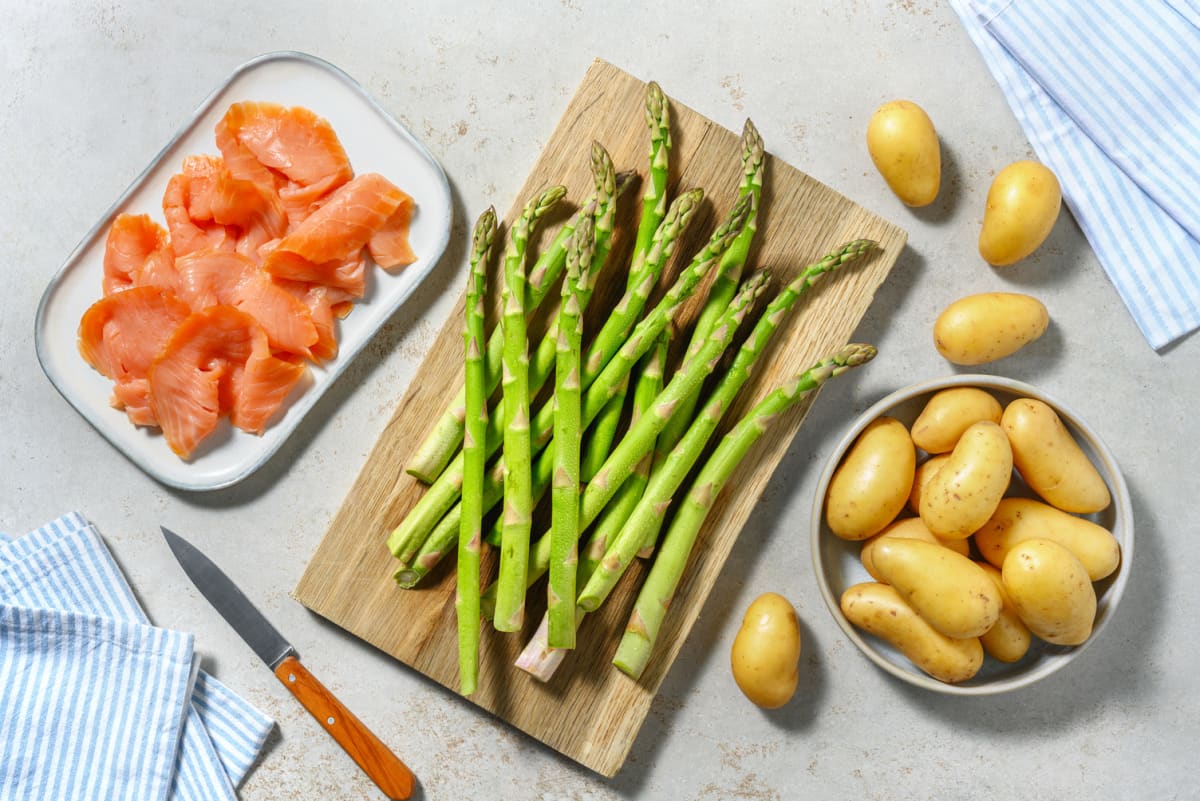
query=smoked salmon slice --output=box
[176,155,224,222]
[102,214,177,296]
[230,349,307,435]
[274,280,339,361]
[173,249,319,358]
[367,191,416,269]
[148,306,306,458]
[216,101,353,190]
[262,173,408,292]
[163,163,239,258]
[78,286,192,426]
[210,166,289,247]
[279,173,343,227]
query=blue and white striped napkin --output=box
[0,606,196,801]
[0,513,274,801]
[951,0,1200,350]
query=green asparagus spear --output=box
[637,81,672,257]
[547,220,592,648]
[612,344,878,678]
[456,207,496,695]
[494,185,567,632]
[652,120,765,472]
[405,170,634,484]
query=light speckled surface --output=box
[1,2,1192,799]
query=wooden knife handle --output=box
[274,655,415,799]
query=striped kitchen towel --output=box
[0,605,196,801]
[951,0,1200,350]
[0,514,274,800]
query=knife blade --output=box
[162,526,415,800]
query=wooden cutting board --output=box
[294,58,906,778]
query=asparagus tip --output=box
[842,343,878,368]
[645,81,667,118]
[615,170,639,191]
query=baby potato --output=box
[979,160,1062,266]
[826,417,916,541]
[866,100,941,207]
[977,563,1032,663]
[1002,398,1111,513]
[908,454,951,515]
[872,538,1002,639]
[934,293,1049,365]
[861,517,968,581]
[841,582,983,684]
[910,387,1004,453]
[975,497,1120,581]
[919,421,1012,539]
[731,592,802,709]
[1002,539,1097,646]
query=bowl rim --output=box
[809,373,1134,696]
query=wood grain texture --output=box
[293,59,906,777]
[274,655,415,799]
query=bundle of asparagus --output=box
[390,81,881,693]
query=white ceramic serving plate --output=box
[811,375,1134,695]
[35,52,452,491]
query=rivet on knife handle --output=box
[274,655,415,800]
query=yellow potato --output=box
[872,538,1002,639]
[977,562,1032,663]
[934,293,1049,365]
[1002,398,1111,514]
[908,454,951,515]
[979,159,1062,266]
[860,517,968,581]
[975,497,1120,581]
[1002,539,1097,646]
[840,582,982,684]
[910,388,1004,453]
[730,593,801,709]
[919,421,1012,539]
[866,100,941,207]
[826,417,916,541]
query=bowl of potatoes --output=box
[811,374,1132,695]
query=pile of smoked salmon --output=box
[78,101,415,459]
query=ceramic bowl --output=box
[810,374,1133,695]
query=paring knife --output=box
[161,526,415,800]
